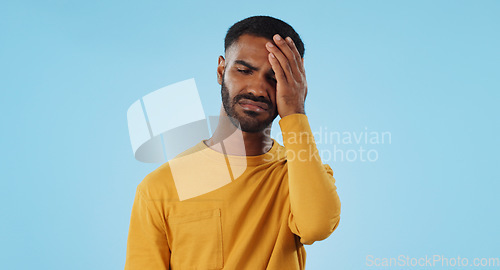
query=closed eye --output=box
[237,69,252,74]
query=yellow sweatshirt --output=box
[125,114,341,270]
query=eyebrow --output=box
[234,59,275,76]
[234,60,259,71]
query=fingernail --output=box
[286,37,293,43]
[267,42,274,47]
[275,34,282,41]
[270,53,275,58]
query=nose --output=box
[246,73,271,99]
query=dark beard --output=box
[221,77,278,133]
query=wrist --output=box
[279,108,305,118]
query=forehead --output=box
[226,34,273,63]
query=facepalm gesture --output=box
[266,34,308,118]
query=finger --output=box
[266,42,293,82]
[268,52,287,85]
[285,36,305,74]
[272,34,301,79]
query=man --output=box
[125,15,341,270]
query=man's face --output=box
[218,34,279,133]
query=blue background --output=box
[1,0,498,269]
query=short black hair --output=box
[224,15,305,58]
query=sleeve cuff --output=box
[278,113,309,132]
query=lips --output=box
[238,99,269,111]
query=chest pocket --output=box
[167,208,223,270]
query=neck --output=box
[205,108,274,156]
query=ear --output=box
[217,55,225,85]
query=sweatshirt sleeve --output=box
[279,113,341,245]
[125,187,170,269]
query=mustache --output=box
[233,93,272,108]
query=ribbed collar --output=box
[190,139,284,166]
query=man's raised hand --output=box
[266,34,308,118]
